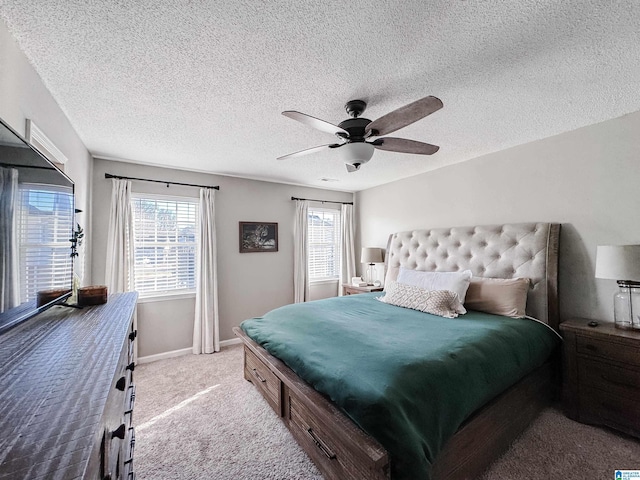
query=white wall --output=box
[0,19,93,282]
[356,111,640,324]
[92,159,353,357]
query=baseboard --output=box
[137,347,192,364]
[138,338,242,364]
[220,338,241,347]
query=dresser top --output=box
[0,292,137,479]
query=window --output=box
[307,208,341,281]
[131,194,198,297]
[18,184,74,302]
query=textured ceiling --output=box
[1,1,639,192]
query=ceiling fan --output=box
[277,96,443,172]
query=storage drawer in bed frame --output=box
[285,387,390,480]
[244,347,282,416]
[237,330,390,479]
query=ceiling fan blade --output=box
[277,143,342,160]
[365,96,443,136]
[346,163,360,173]
[372,137,440,155]
[282,111,349,137]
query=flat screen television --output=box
[0,116,75,334]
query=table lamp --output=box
[361,247,383,285]
[595,245,640,329]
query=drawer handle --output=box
[129,330,137,341]
[112,423,126,439]
[116,376,126,391]
[125,385,137,414]
[124,427,136,462]
[126,362,135,372]
[252,368,266,383]
[306,428,336,460]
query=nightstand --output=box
[560,318,640,438]
[342,284,384,295]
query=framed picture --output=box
[239,222,278,253]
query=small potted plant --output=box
[70,223,84,258]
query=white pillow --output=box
[396,267,473,302]
[378,281,466,318]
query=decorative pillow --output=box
[464,277,530,318]
[396,267,473,302]
[378,281,467,318]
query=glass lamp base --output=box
[614,282,640,330]
[366,264,377,285]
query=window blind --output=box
[307,208,341,281]
[18,184,74,302]
[131,195,198,296]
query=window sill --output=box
[310,278,340,286]
[137,292,196,304]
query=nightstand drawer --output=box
[581,387,640,435]
[578,358,640,399]
[576,336,640,367]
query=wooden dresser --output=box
[560,317,640,438]
[0,292,138,479]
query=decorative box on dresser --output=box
[560,317,640,438]
[0,292,138,480]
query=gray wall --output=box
[0,19,93,282]
[92,159,353,357]
[356,111,640,324]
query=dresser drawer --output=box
[580,386,640,435]
[576,335,640,367]
[286,390,389,480]
[244,348,282,416]
[578,358,640,400]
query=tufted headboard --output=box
[384,223,560,331]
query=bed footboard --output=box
[430,361,554,479]
[235,327,555,480]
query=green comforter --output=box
[240,293,559,479]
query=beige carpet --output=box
[135,345,640,479]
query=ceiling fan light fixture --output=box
[338,142,375,166]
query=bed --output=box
[234,222,561,480]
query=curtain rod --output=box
[105,173,219,190]
[291,196,353,205]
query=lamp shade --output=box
[361,247,383,264]
[595,245,640,281]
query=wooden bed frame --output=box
[234,223,561,479]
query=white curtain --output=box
[293,199,309,303]
[339,203,356,296]
[0,167,19,311]
[105,179,135,293]
[193,188,219,354]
